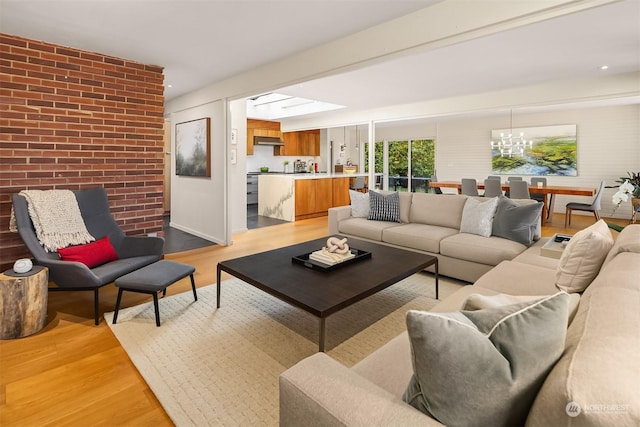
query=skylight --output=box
[246,92,344,120]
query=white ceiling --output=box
[0,0,439,101]
[1,0,639,121]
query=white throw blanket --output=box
[9,189,94,252]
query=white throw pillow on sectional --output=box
[459,196,498,237]
[555,219,614,293]
[349,189,369,218]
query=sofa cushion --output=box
[440,233,525,266]
[57,235,119,268]
[527,253,640,427]
[601,223,640,268]
[403,292,569,427]
[382,224,458,253]
[474,260,561,295]
[348,190,369,218]
[463,292,580,326]
[398,192,413,223]
[368,190,401,222]
[492,196,543,245]
[555,219,613,293]
[460,196,499,237]
[337,217,401,241]
[512,237,559,270]
[409,193,467,229]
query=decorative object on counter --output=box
[260,166,269,173]
[283,160,289,173]
[175,117,211,177]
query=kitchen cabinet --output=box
[332,177,350,207]
[246,173,258,205]
[276,129,320,156]
[247,119,281,156]
[295,178,333,219]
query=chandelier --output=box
[490,110,532,157]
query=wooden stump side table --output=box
[0,265,48,339]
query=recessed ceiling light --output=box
[600,65,609,70]
[167,84,173,88]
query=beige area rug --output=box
[104,273,464,426]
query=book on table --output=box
[308,249,356,266]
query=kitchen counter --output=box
[258,173,363,221]
[253,171,370,179]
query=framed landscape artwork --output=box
[491,124,577,176]
[175,117,211,177]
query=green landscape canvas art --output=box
[491,124,577,176]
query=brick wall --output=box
[0,34,165,270]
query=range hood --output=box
[254,136,284,146]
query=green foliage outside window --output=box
[364,139,435,177]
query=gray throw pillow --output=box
[403,292,569,427]
[492,196,542,245]
[368,190,401,222]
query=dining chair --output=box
[461,178,479,196]
[508,180,530,199]
[487,175,501,181]
[483,178,503,198]
[529,177,547,200]
[430,174,443,194]
[564,180,606,227]
[350,176,367,193]
[505,176,522,197]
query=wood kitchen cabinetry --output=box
[295,177,348,220]
[332,177,350,207]
[247,119,281,156]
[276,129,320,156]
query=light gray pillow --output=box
[368,190,401,222]
[349,190,369,218]
[492,196,543,245]
[403,292,569,427]
[459,196,498,237]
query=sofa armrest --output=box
[280,353,441,427]
[328,206,352,235]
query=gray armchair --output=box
[12,187,164,325]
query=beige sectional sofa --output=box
[329,192,541,282]
[280,224,640,426]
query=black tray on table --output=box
[292,248,371,271]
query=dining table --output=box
[428,181,596,224]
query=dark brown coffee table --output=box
[216,236,438,351]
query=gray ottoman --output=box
[113,260,197,326]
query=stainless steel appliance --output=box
[294,160,307,173]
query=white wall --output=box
[229,99,248,234]
[374,104,640,219]
[169,100,228,244]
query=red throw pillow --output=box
[58,236,119,268]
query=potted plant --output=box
[610,172,640,218]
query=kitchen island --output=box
[258,172,369,221]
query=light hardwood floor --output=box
[0,213,629,426]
